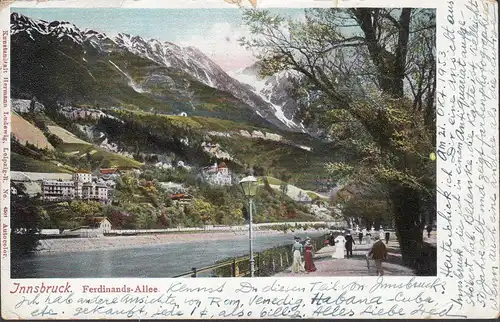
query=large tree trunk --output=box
[352,8,412,98]
[388,184,424,267]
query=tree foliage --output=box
[11,196,43,254]
[241,8,436,268]
[337,187,392,229]
[69,200,102,219]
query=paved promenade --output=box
[274,231,436,277]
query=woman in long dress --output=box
[332,235,346,259]
[291,237,303,273]
[304,238,317,272]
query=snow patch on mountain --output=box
[11,12,306,132]
[230,69,301,130]
[270,101,298,129]
[108,60,146,93]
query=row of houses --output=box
[41,178,110,202]
[11,169,123,203]
[41,171,112,203]
[12,160,233,203]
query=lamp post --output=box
[239,175,258,277]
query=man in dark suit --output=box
[345,233,355,258]
[328,232,336,246]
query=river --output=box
[11,232,325,278]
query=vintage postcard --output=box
[0,0,498,319]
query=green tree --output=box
[11,196,43,255]
[241,8,436,267]
[43,205,80,230]
[201,186,228,207]
[123,203,157,229]
[190,199,215,225]
[337,185,392,229]
[279,182,288,200]
[278,173,291,199]
[69,200,102,220]
[136,207,158,229]
[218,202,244,225]
[163,206,184,227]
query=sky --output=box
[12,8,305,72]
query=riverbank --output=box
[35,229,327,254]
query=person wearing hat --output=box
[345,231,355,258]
[385,231,390,244]
[328,232,336,247]
[303,237,317,272]
[367,235,388,276]
[332,233,346,259]
[358,231,363,245]
[291,236,304,273]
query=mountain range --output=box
[10,12,305,132]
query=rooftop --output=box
[91,217,109,223]
[169,193,192,200]
[100,168,118,174]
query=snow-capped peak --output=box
[10,12,49,37]
[11,13,85,43]
[10,12,305,132]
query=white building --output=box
[42,180,76,200]
[155,162,172,169]
[73,172,92,183]
[82,182,109,202]
[99,168,120,180]
[90,217,112,233]
[202,162,232,186]
[74,181,83,199]
[41,171,110,203]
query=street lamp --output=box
[239,175,258,277]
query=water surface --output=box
[12,232,324,278]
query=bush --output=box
[46,133,64,147]
[11,234,40,257]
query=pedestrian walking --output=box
[385,231,390,244]
[332,234,346,259]
[367,236,388,276]
[426,225,432,238]
[291,237,303,273]
[345,232,355,258]
[358,231,363,244]
[328,232,336,246]
[304,237,317,272]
